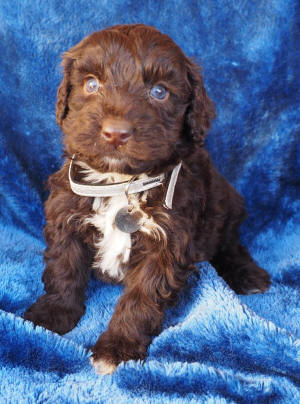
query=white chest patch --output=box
[80,163,167,282]
[86,195,131,281]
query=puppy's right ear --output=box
[56,55,73,127]
[56,42,83,127]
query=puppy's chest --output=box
[81,170,166,282]
[86,194,133,282]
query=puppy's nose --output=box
[101,118,133,147]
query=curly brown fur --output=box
[24,24,270,374]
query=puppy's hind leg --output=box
[210,237,271,295]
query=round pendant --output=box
[115,207,142,233]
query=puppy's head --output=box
[56,24,215,174]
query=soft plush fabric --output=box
[0,1,299,402]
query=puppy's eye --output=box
[85,77,100,93]
[150,85,168,100]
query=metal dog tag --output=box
[115,206,142,233]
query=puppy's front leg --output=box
[91,245,189,375]
[24,220,91,335]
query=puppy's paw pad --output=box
[90,356,117,375]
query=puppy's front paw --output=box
[90,356,117,375]
[23,294,84,335]
[90,341,120,376]
[90,330,147,376]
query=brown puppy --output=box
[24,24,270,375]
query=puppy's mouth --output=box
[94,149,160,175]
[101,155,130,171]
[95,141,140,173]
[92,134,171,174]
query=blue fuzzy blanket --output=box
[0,1,299,402]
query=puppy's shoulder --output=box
[46,161,70,192]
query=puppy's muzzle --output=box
[101,118,133,147]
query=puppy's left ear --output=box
[185,60,216,145]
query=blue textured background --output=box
[0,1,299,402]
